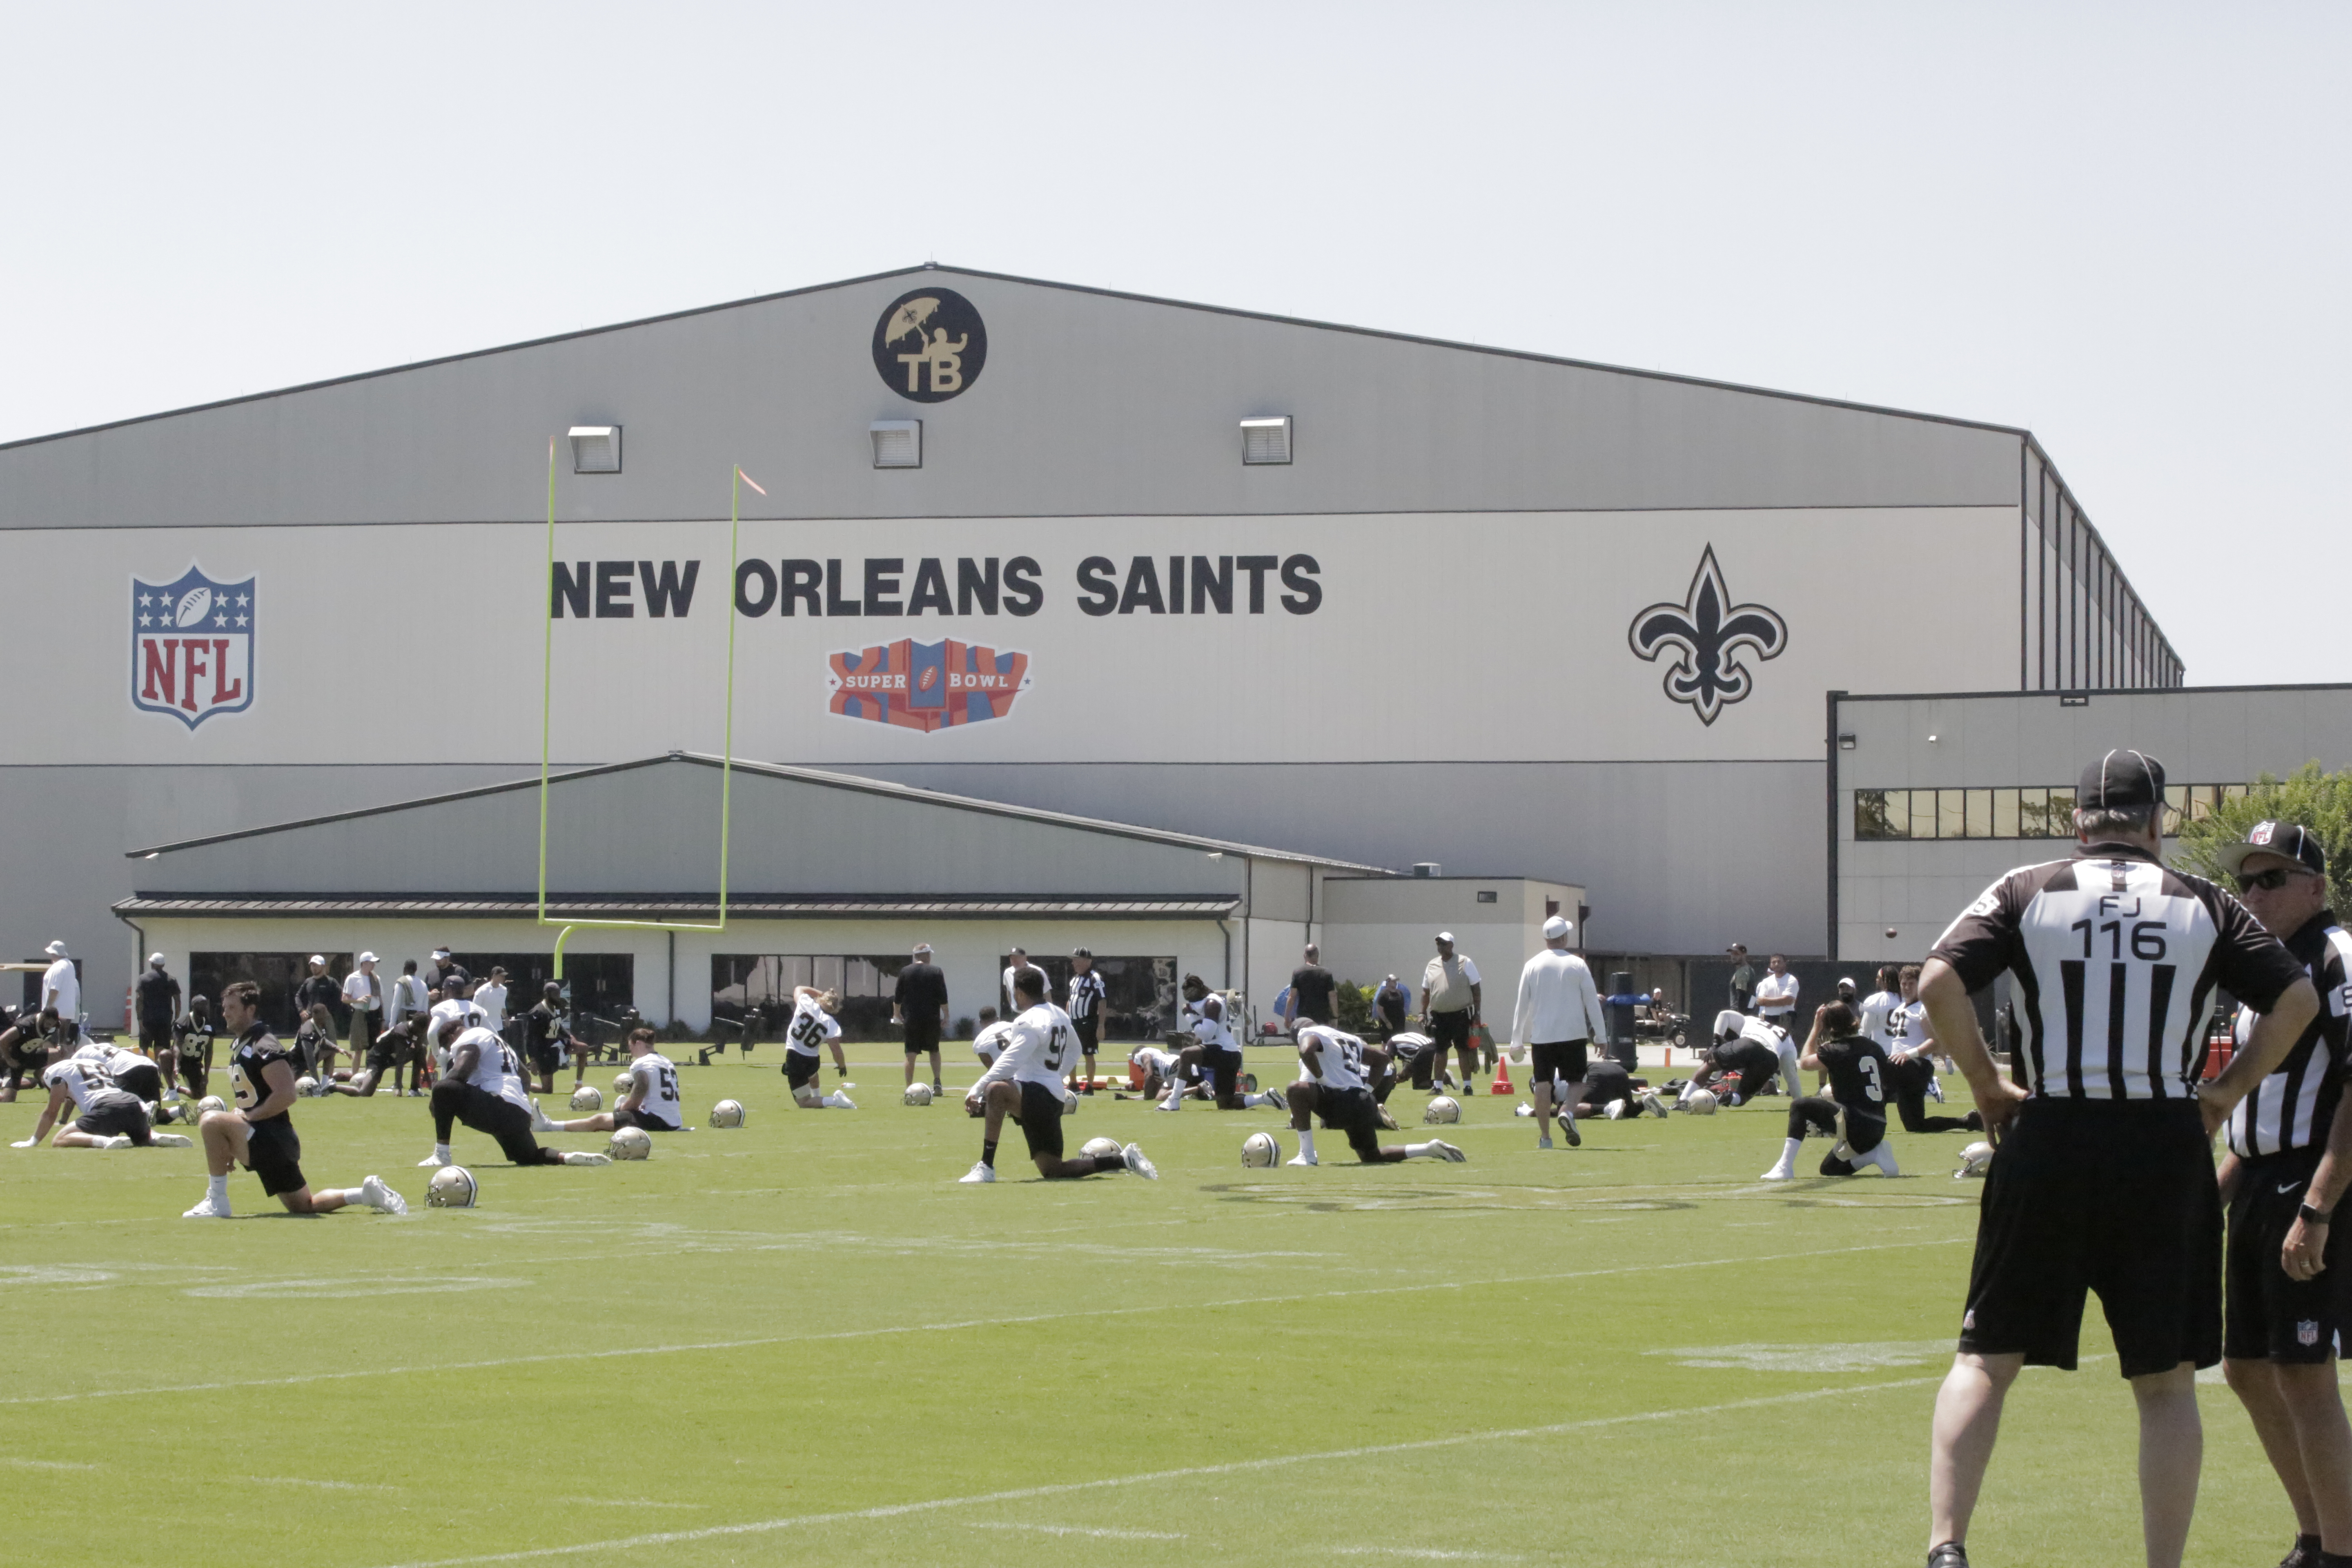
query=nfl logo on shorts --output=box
[2299,1319,2321,1347]
[132,566,255,729]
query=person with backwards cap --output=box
[1916,750,2320,1568]
[1510,914,1608,1149]
[136,952,182,1106]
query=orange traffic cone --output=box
[1489,1047,1514,1096]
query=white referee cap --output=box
[1543,915,1572,939]
[148,953,166,967]
[358,951,378,964]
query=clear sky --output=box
[2,2,2342,685]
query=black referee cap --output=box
[2218,820,2328,878]
[2078,748,2166,810]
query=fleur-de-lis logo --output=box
[1627,546,1788,725]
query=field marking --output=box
[187,1276,527,1300]
[967,1522,1186,1540]
[0,1457,98,1470]
[1646,1341,1958,1373]
[1333,1550,1526,1562]
[555,1497,704,1510]
[0,1236,1964,1409]
[248,1475,402,1493]
[365,1374,1945,1567]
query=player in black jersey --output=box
[2210,823,2352,1568]
[1761,1002,1896,1180]
[175,995,217,1101]
[183,981,405,1219]
[0,1007,54,1101]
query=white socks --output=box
[434,1143,452,1163]
[1863,1143,1899,1176]
[207,1174,228,1203]
[1403,1142,1439,1159]
[1243,1091,1272,1108]
[1294,1127,1316,1160]
[1160,1089,1183,1111]
[1767,1137,1802,1178]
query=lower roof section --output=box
[113,893,1239,921]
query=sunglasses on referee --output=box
[2237,866,2319,894]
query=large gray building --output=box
[0,263,2178,1026]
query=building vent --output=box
[568,426,621,474]
[1411,862,1441,878]
[870,419,922,469]
[1239,416,1293,465]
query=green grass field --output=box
[0,1048,2308,1566]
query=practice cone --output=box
[1489,1053,1515,1095]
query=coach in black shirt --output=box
[1915,750,2319,1568]
[2212,821,2352,1568]
[893,943,948,1099]
[1285,945,1337,1031]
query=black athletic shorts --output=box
[365,1032,410,1074]
[1957,1098,2221,1378]
[138,1023,173,1053]
[1009,1079,1066,1160]
[1716,1043,1781,1099]
[1428,1011,1472,1050]
[451,1083,545,1165]
[243,1114,307,1196]
[612,1108,678,1132]
[903,1018,940,1054]
[1203,1046,1244,1100]
[1316,1085,1386,1162]
[111,1061,164,1104]
[74,1089,152,1145]
[527,1043,561,1077]
[784,1050,823,1090]
[1531,1040,1590,1087]
[1074,1016,1100,1054]
[2226,1150,2351,1364]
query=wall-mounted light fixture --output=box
[1240,416,1292,465]
[568,426,621,474]
[870,420,922,469]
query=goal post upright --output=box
[538,442,752,987]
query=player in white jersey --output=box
[16,1055,193,1149]
[535,1026,696,1133]
[1286,1023,1465,1166]
[959,971,1156,1183]
[421,1018,608,1167]
[971,1008,1014,1068]
[1859,966,1903,1051]
[1157,976,1285,1113]
[1685,1011,1802,1106]
[776,988,855,1109]
[1123,1043,1188,1102]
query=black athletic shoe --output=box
[1927,1544,1969,1568]
[2279,1535,2322,1568]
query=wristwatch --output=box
[2299,1202,2333,1226]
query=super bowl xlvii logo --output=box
[1627,546,1787,726]
[131,566,255,728]
[829,639,1030,733]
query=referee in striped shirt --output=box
[2214,821,2352,1568]
[1064,949,1107,1096]
[1916,750,2319,1568]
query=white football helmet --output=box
[1682,1088,1719,1116]
[195,1095,227,1116]
[425,1165,477,1208]
[709,1099,746,1129]
[294,1075,318,1098]
[1080,1136,1123,1159]
[1956,1140,1995,1179]
[1424,1095,1461,1125]
[903,1082,935,1106]
[613,1072,634,1095]
[608,1126,653,1161]
[569,1085,602,1111]
[1062,1090,1079,1116]
[1241,1131,1280,1167]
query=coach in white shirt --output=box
[474,966,510,1033]
[1752,954,1799,1034]
[1510,915,1609,1149]
[341,952,383,1059]
[39,940,78,1044]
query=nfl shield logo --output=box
[2299,1320,2321,1347]
[131,566,255,729]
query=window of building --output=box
[711,955,911,1043]
[1853,782,2229,842]
[1001,954,1178,1041]
[190,950,634,1039]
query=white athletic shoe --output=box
[1927,1076,1946,1103]
[823,1091,857,1109]
[1640,1091,1668,1119]
[1285,1152,1318,1167]
[1515,1102,1534,1117]
[1153,1100,1180,1112]
[183,1194,232,1218]
[416,1149,452,1167]
[356,1175,406,1215]
[150,1132,194,1148]
[561,1151,612,1166]
[97,1135,134,1150]
[529,1099,557,1132]
[1426,1139,1467,1163]
[1263,1086,1287,1111]
[1604,1100,1626,1120]
[959,1162,997,1184]
[1760,1166,1795,1181]
[1121,1143,1159,1180]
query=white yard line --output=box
[0,1236,1962,1409]
[967,1522,1186,1540]
[365,1374,1947,1567]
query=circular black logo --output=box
[872,286,987,403]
